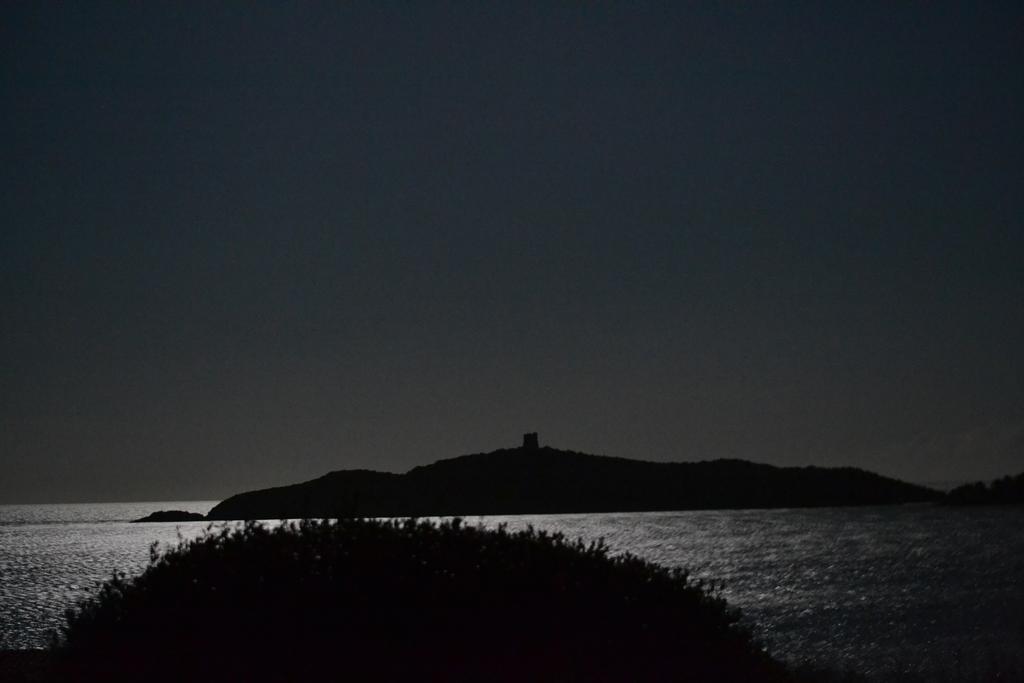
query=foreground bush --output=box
[58,518,795,682]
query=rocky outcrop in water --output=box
[132,510,207,523]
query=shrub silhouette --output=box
[57,518,796,682]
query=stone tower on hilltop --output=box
[522,432,539,450]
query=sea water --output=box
[1,502,1022,678]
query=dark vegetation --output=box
[56,518,798,682]
[0,651,54,683]
[945,472,1024,506]
[131,510,206,523]
[207,442,939,520]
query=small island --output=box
[132,510,207,523]
[206,433,939,520]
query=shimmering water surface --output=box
[1,502,1022,677]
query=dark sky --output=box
[3,3,1023,503]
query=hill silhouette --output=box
[206,436,938,520]
[945,471,1024,505]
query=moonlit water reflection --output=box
[2,503,1022,678]
[457,505,1024,677]
[0,502,219,650]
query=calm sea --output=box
[1,502,1022,678]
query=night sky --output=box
[3,3,1022,503]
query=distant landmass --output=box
[132,510,207,523]
[944,472,1024,505]
[205,434,939,520]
